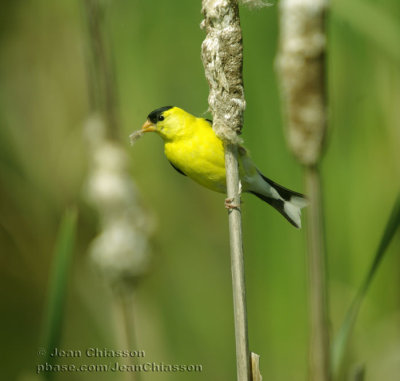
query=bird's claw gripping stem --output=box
[225,197,241,211]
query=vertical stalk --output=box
[83,0,119,140]
[201,1,251,380]
[277,0,330,380]
[225,143,251,381]
[112,288,141,381]
[83,3,151,381]
[306,165,330,381]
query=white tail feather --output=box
[283,201,303,229]
[290,195,309,209]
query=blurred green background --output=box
[1,0,399,380]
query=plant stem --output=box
[112,288,140,381]
[200,2,252,379]
[225,143,251,381]
[277,0,330,378]
[83,0,119,140]
[83,5,150,381]
[305,165,331,381]
[251,352,263,381]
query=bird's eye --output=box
[158,115,164,121]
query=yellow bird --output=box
[139,106,307,228]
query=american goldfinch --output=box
[139,106,307,228]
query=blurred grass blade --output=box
[332,194,400,377]
[41,208,77,373]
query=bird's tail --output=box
[250,172,308,228]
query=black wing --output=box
[168,161,187,176]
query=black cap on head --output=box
[148,106,173,123]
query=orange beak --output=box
[141,119,156,132]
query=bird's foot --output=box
[225,197,241,211]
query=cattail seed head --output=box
[277,0,328,166]
[201,0,246,143]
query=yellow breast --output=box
[164,118,227,193]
